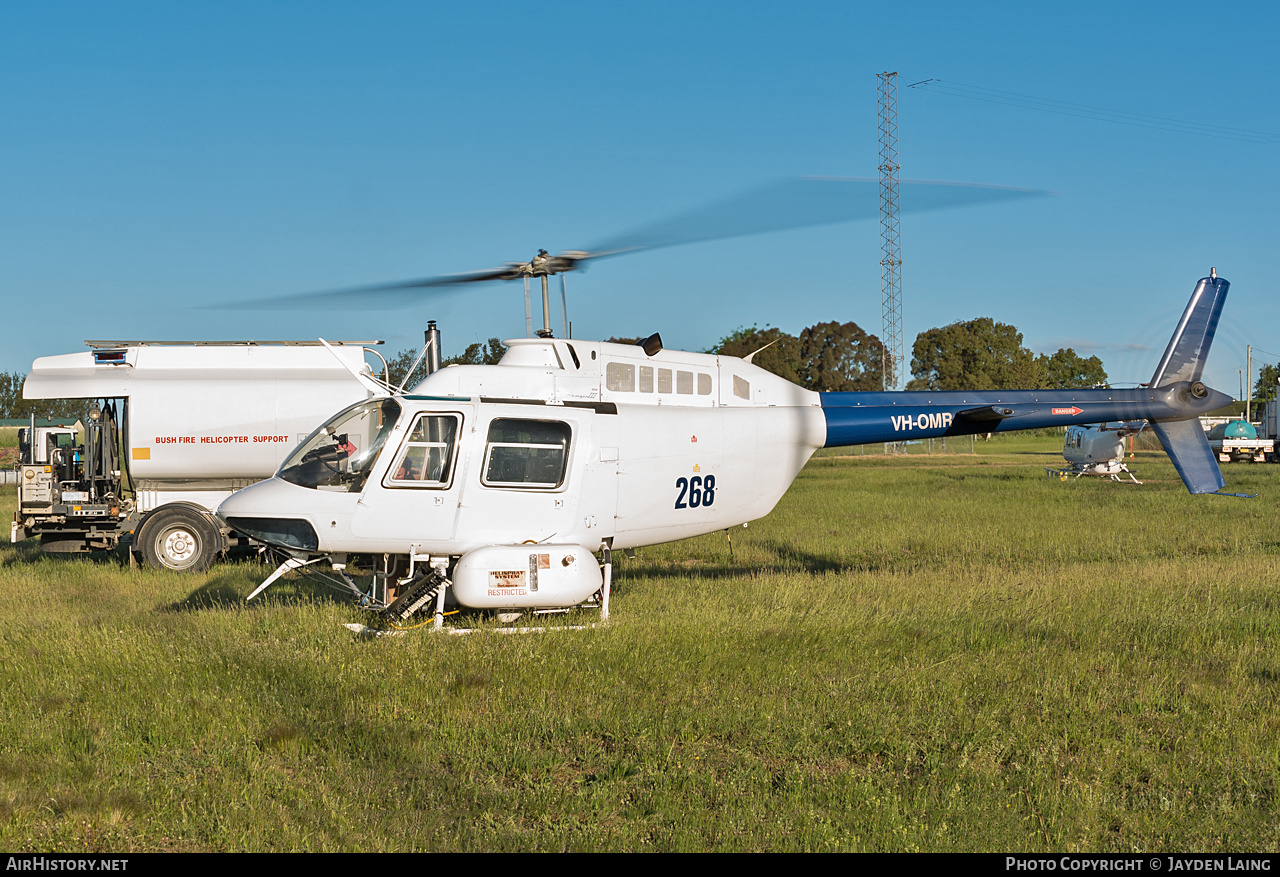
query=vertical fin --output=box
[1147,274,1229,494]
[1149,275,1229,388]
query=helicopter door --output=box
[350,409,467,547]
[452,411,612,550]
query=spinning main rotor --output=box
[232,177,1047,338]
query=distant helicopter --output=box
[217,252,1234,629]
[1047,421,1146,483]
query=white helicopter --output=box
[1046,420,1146,483]
[217,253,1234,629]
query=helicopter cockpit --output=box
[279,398,401,492]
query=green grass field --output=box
[2,435,1278,851]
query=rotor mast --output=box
[514,249,582,338]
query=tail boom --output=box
[820,382,1230,447]
[819,273,1232,496]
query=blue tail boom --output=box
[818,274,1232,495]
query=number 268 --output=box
[675,475,716,509]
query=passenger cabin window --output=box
[386,414,460,488]
[658,368,673,393]
[606,362,635,392]
[697,373,712,395]
[677,370,694,394]
[483,419,571,489]
[639,365,654,393]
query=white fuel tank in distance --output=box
[451,544,602,609]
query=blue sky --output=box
[4,1,1277,396]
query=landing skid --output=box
[395,545,613,635]
[245,545,614,635]
[1044,465,1141,484]
[246,553,373,604]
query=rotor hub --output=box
[505,250,586,279]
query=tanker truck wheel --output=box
[138,507,222,573]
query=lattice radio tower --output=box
[877,71,903,391]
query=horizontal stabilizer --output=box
[1150,418,1225,495]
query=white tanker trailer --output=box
[11,339,383,571]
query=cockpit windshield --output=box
[279,398,401,492]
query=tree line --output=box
[906,318,1107,391]
[706,322,885,391]
[1254,363,1280,404]
[707,318,1106,392]
[0,372,85,420]
[383,338,506,390]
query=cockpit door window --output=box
[384,413,462,488]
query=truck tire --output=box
[138,507,222,573]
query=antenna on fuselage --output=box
[320,338,392,398]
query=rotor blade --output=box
[218,177,1048,310]
[581,177,1050,260]
[215,267,524,311]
